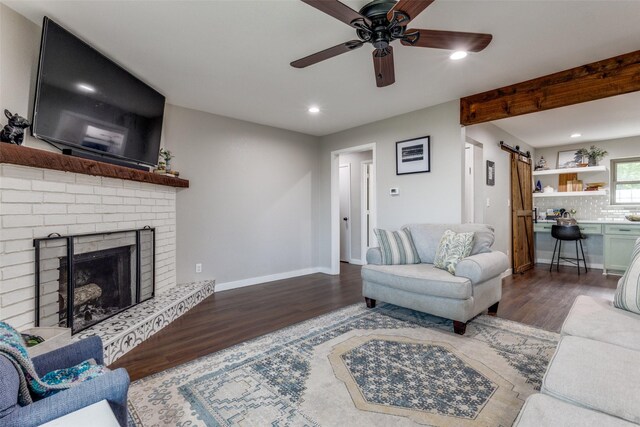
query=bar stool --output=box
[550,225,588,274]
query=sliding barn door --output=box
[511,154,534,273]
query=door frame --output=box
[330,143,377,275]
[360,160,374,265]
[339,163,352,263]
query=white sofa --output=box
[514,294,640,426]
[362,223,510,335]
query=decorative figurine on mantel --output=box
[153,148,179,176]
[535,156,549,171]
[0,109,31,145]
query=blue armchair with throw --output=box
[0,335,130,427]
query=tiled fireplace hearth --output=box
[1,148,212,360]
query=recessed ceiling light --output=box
[449,51,468,60]
[570,133,582,138]
[76,83,95,93]
[308,106,320,114]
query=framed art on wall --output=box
[486,160,495,186]
[396,136,430,175]
[557,150,577,169]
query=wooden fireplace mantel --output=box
[0,143,189,188]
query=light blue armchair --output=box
[0,336,130,427]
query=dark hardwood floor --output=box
[112,262,618,381]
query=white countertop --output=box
[537,219,640,224]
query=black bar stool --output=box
[550,225,588,274]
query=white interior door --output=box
[464,143,475,223]
[339,164,351,262]
[361,161,374,259]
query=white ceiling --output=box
[5,0,640,137]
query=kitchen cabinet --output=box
[534,221,640,274]
[534,223,602,234]
[603,224,640,273]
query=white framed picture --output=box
[557,150,576,169]
[396,136,430,175]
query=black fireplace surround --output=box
[34,227,155,334]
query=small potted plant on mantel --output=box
[574,145,608,167]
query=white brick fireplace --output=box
[0,163,178,330]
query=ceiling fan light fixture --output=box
[308,106,320,114]
[449,51,468,60]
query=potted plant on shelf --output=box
[574,148,589,167]
[574,145,608,167]
[586,145,608,166]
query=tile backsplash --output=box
[534,195,639,221]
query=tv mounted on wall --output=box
[32,17,165,169]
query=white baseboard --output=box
[501,268,513,278]
[349,258,364,266]
[216,267,326,292]
[536,258,603,269]
[316,267,335,275]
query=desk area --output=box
[534,220,640,274]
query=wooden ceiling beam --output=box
[460,50,640,126]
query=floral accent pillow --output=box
[433,230,475,274]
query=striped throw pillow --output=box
[374,228,421,265]
[614,238,640,314]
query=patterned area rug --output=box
[128,303,559,426]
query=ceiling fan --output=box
[291,0,493,87]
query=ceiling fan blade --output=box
[387,0,435,26]
[301,0,371,28]
[400,29,493,52]
[372,46,395,87]
[291,40,364,68]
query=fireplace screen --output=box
[34,228,155,334]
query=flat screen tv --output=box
[33,17,165,168]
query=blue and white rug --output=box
[128,303,559,426]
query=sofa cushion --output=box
[361,263,472,299]
[455,251,510,285]
[514,394,636,427]
[433,229,474,274]
[562,295,640,352]
[614,237,640,314]
[0,356,19,419]
[404,224,495,263]
[542,335,640,424]
[373,228,421,265]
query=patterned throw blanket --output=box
[0,321,108,405]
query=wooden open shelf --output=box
[0,143,188,188]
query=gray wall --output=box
[465,122,535,257]
[0,4,51,151]
[319,101,464,268]
[163,104,320,285]
[338,150,372,262]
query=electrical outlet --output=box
[195,263,202,273]
[486,197,491,207]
